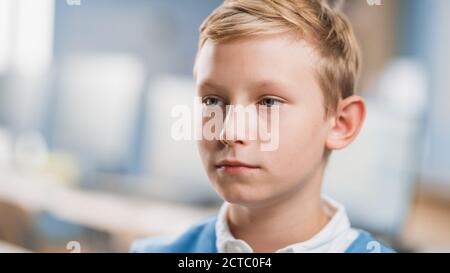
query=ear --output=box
[326,95,366,150]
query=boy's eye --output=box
[202,96,224,106]
[259,97,283,107]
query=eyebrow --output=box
[197,79,294,98]
[249,79,292,92]
[197,81,227,94]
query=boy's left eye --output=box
[259,97,283,107]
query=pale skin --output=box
[194,33,366,252]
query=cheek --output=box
[197,140,214,164]
[197,139,222,180]
[267,108,327,179]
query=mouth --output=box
[215,159,260,174]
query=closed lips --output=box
[215,160,260,169]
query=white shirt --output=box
[215,195,359,253]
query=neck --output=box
[227,165,330,253]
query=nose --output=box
[219,106,253,147]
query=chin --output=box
[215,182,272,208]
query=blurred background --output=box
[0,0,449,253]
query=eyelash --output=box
[202,96,225,107]
[202,96,284,107]
[258,97,283,107]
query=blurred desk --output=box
[0,240,30,253]
[0,169,216,238]
[401,184,450,252]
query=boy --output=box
[132,0,394,253]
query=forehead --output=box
[195,34,319,89]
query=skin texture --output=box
[194,33,365,252]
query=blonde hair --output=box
[196,0,361,115]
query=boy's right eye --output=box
[202,96,224,106]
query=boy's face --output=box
[195,34,331,207]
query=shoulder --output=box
[130,216,218,253]
[345,229,396,253]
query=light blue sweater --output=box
[131,216,395,253]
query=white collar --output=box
[215,195,358,253]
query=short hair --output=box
[196,0,361,115]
